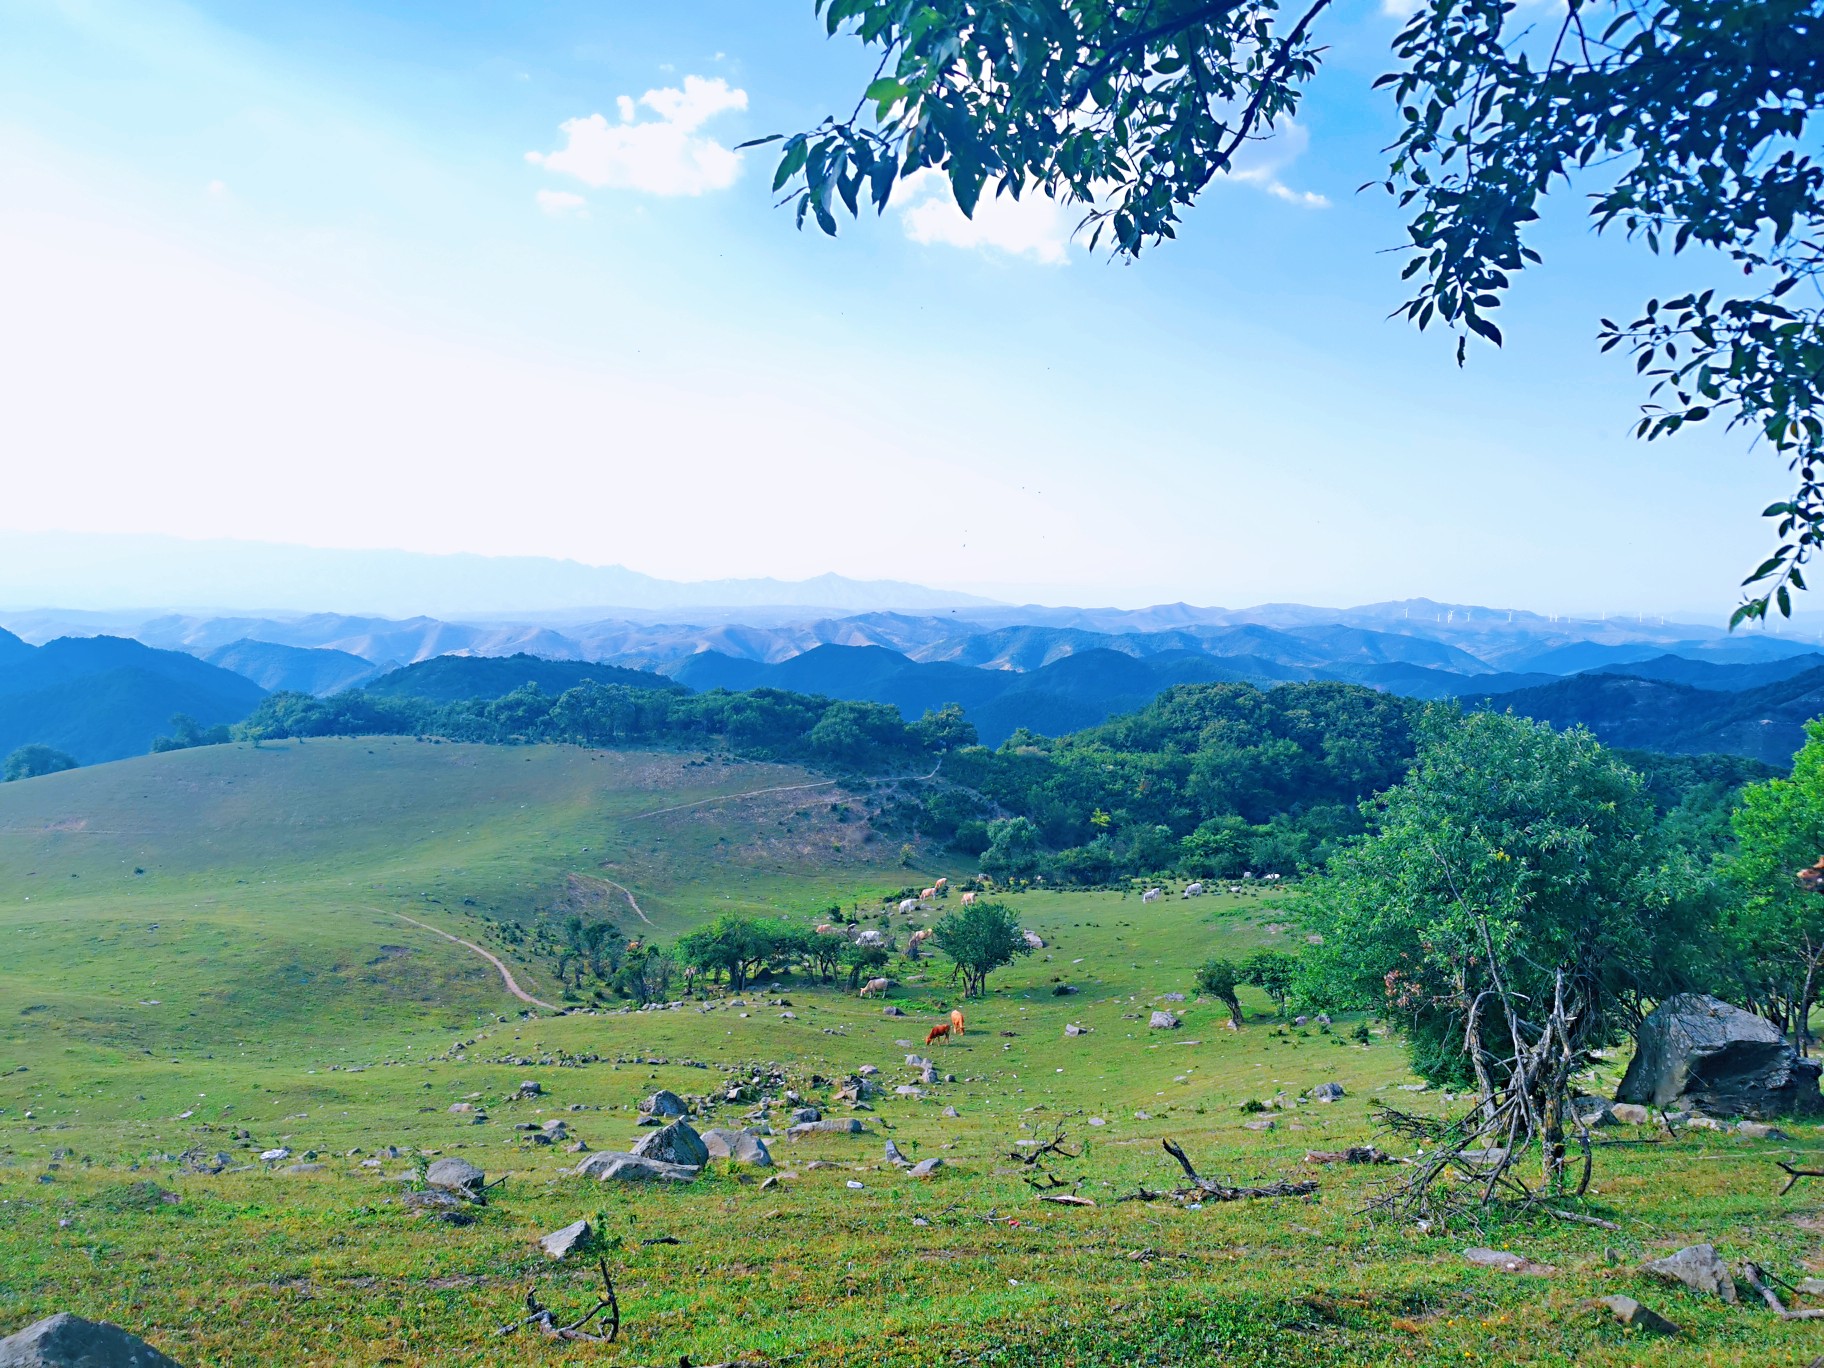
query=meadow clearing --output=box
[2,740,1822,1365]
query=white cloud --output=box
[1229,121,1330,209]
[526,75,747,197]
[204,179,230,199]
[535,188,588,217]
[896,170,1078,265]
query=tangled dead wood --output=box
[1161,1139,1318,1201]
[497,1259,621,1343]
[1778,1161,1824,1195]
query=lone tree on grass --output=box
[4,745,78,782]
[1240,949,1299,1017]
[768,0,1824,621]
[932,900,1033,997]
[1195,957,1245,1027]
[1303,710,1707,1194]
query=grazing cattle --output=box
[1021,930,1045,950]
[859,977,891,998]
[1141,887,1162,904]
[949,1008,965,1036]
[933,877,948,891]
[898,898,919,915]
[960,891,978,906]
[814,923,845,936]
[921,887,938,901]
[1183,882,1205,898]
[1799,857,1824,892]
[925,1023,951,1046]
[856,928,888,948]
[908,928,935,947]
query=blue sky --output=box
[0,0,1789,620]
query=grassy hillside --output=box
[2,742,1824,1365]
[364,654,679,704]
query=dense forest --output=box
[234,677,1775,885]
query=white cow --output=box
[898,898,920,915]
[1021,929,1045,950]
[857,928,888,948]
[1183,882,1205,898]
[960,891,978,906]
[859,977,891,998]
[1141,887,1162,904]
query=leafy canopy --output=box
[1302,710,1708,1087]
[775,0,1824,620]
[4,745,78,782]
[932,899,1034,996]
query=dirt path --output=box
[595,876,653,926]
[389,911,556,1011]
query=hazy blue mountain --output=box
[1581,653,1824,691]
[203,640,382,696]
[0,636,266,764]
[1467,665,1824,765]
[0,531,1000,616]
[362,653,680,704]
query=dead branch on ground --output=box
[1778,1161,1824,1195]
[1161,1139,1318,1201]
[1009,1122,1078,1166]
[497,1259,621,1342]
[1741,1262,1824,1321]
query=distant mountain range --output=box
[0,629,266,764]
[11,589,1824,768]
[0,532,998,616]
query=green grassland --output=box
[3,741,1824,1365]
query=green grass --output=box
[2,740,1823,1365]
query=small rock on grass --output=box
[425,1158,485,1198]
[1643,1244,1737,1303]
[908,1158,944,1178]
[539,1219,590,1260]
[1463,1248,1554,1275]
[1595,1295,1679,1335]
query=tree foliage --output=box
[781,0,1824,618]
[1303,710,1709,1089]
[932,899,1033,996]
[3,745,79,782]
[1195,956,1245,1026]
[1719,719,1824,1046]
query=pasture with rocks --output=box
[3,740,1824,1365]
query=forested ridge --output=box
[233,676,1772,884]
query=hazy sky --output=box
[0,0,1787,618]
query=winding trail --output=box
[389,911,557,1011]
[595,876,653,926]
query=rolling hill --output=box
[0,634,266,764]
[361,652,682,704]
[203,638,382,695]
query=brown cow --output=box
[949,1008,965,1037]
[925,1023,951,1046]
[1799,857,1824,892]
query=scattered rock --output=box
[1594,1295,1679,1336]
[1736,1120,1790,1140]
[630,1120,710,1169]
[920,1065,939,1086]
[640,1090,687,1119]
[1242,1119,1275,1132]
[515,1080,543,1099]
[1464,1247,1554,1275]
[573,1152,699,1183]
[1309,1083,1345,1103]
[280,1163,326,1176]
[539,1219,591,1260]
[425,1157,485,1199]
[448,1103,474,1114]
[259,1148,291,1163]
[1149,1011,1181,1031]
[0,1313,186,1367]
[788,1118,868,1138]
[1617,993,1824,1119]
[894,1086,925,1099]
[701,1128,773,1166]
[1571,1095,1616,1127]
[1161,992,1186,1003]
[1643,1244,1737,1303]
[882,1006,905,1017]
[1609,1102,1653,1126]
[1065,1024,1089,1037]
[941,1106,960,1118]
[884,1140,911,1167]
[908,1157,944,1178]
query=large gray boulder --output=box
[640,1090,687,1118]
[574,1151,699,1183]
[424,1157,485,1199]
[0,1314,185,1367]
[630,1120,710,1169]
[1617,993,1823,1119]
